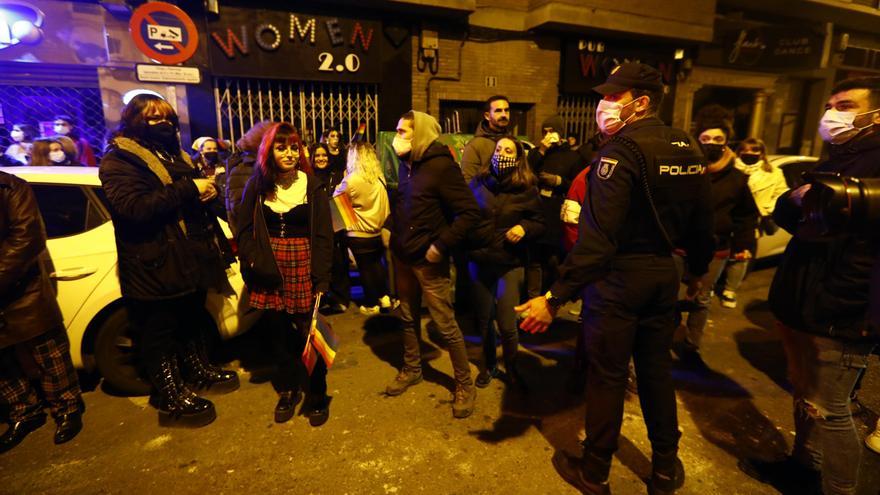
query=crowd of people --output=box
[2,66,880,495]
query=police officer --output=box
[516,63,714,495]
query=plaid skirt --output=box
[249,236,314,314]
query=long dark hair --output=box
[476,135,537,188]
[254,122,312,197]
[113,94,180,143]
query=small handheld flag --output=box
[329,191,358,233]
[302,293,340,375]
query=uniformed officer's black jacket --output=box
[550,117,715,301]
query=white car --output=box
[754,155,820,259]
[2,166,259,395]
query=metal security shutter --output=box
[0,63,106,158]
[557,94,599,146]
[214,77,379,147]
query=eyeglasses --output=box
[145,117,171,125]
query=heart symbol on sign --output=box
[383,25,410,49]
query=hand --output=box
[194,179,217,202]
[505,225,525,244]
[514,296,556,334]
[425,243,443,263]
[686,276,703,300]
[539,172,561,187]
[734,250,753,261]
[790,184,811,207]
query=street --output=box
[1,266,878,495]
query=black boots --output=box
[180,338,239,394]
[552,450,612,495]
[53,412,83,445]
[149,355,216,428]
[0,415,46,454]
[274,390,303,423]
[649,450,685,495]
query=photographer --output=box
[749,77,880,495]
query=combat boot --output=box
[552,449,612,495]
[180,336,239,394]
[149,355,216,428]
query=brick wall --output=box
[411,34,560,140]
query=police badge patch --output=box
[596,157,618,180]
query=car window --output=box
[30,184,110,239]
[781,160,819,189]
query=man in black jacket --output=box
[526,114,587,296]
[0,171,83,452]
[749,77,880,495]
[385,110,481,419]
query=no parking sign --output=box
[129,2,198,65]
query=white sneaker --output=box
[359,305,380,316]
[720,290,737,309]
[379,295,398,314]
[867,425,880,454]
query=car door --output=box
[30,183,117,326]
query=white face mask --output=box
[10,130,23,142]
[392,135,412,157]
[818,108,879,144]
[49,150,66,163]
[596,98,637,136]
[54,124,70,136]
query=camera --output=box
[800,172,880,237]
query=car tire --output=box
[94,307,152,396]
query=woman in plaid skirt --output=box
[236,122,333,427]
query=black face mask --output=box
[203,151,219,164]
[145,121,178,149]
[740,153,761,166]
[701,143,725,163]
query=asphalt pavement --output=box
[1,266,878,494]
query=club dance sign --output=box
[207,9,381,83]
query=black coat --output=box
[389,141,481,264]
[708,158,758,252]
[0,171,64,349]
[225,150,257,235]
[236,173,333,293]
[467,174,545,267]
[769,131,880,342]
[527,143,586,247]
[99,137,231,301]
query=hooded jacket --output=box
[334,170,390,237]
[0,171,64,349]
[460,120,508,183]
[225,150,257,235]
[389,111,481,264]
[734,158,789,217]
[769,130,880,342]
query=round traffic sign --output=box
[129,2,198,65]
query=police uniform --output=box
[547,63,714,493]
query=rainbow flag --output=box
[302,294,340,375]
[329,191,358,232]
[350,122,367,143]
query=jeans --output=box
[394,255,472,387]
[328,232,351,306]
[581,255,681,459]
[724,259,748,292]
[348,235,389,307]
[780,324,875,495]
[468,263,524,371]
[682,255,727,350]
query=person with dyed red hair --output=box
[99,94,239,428]
[236,122,334,427]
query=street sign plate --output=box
[129,2,198,65]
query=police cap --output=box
[593,62,664,96]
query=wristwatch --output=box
[544,290,564,310]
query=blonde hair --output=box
[736,137,772,173]
[346,141,382,183]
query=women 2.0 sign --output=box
[207,9,381,83]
